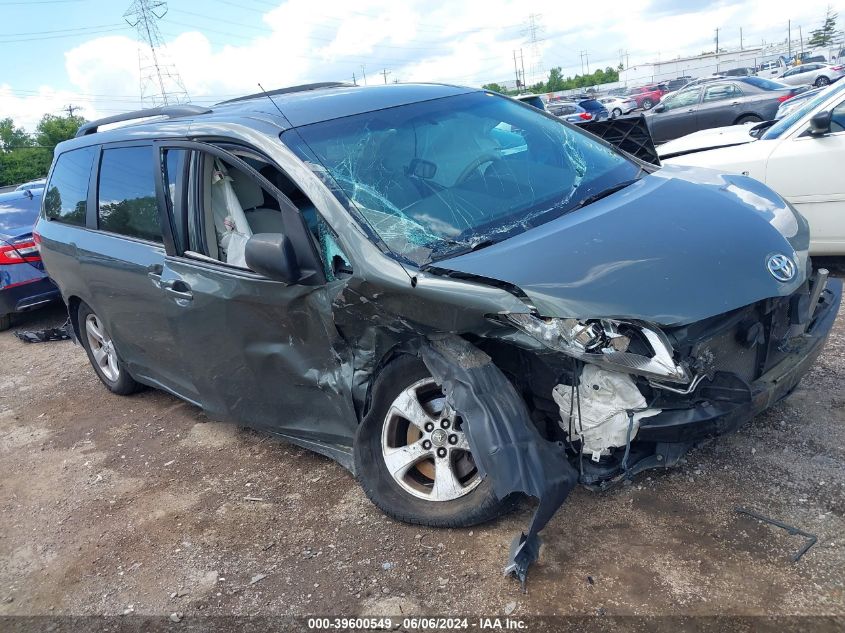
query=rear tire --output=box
[815,76,830,87]
[641,98,654,110]
[78,302,142,395]
[354,354,512,528]
[735,114,763,125]
[612,108,622,118]
[0,314,10,332]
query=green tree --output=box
[0,113,86,187]
[481,82,513,95]
[0,118,32,151]
[808,5,839,47]
[34,114,86,150]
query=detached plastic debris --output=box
[15,319,71,344]
[420,335,578,591]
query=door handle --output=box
[161,279,193,302]
[147,264,163,288]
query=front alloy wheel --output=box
[354,355,511,528]
[380,378,481,501]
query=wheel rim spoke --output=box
[390,388,436,432]
[451,433,471,452]
[92,346,107,366]
[85,317,104,344]
[432,456,464,499]
[383,440,430,477]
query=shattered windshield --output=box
[283,91,639,266]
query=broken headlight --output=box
[504,313,689,383]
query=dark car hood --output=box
[437,164,810,326]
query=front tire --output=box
[354,354,511,528]
[735,114,763,125]
[815,76,830,87]
[78,303,142,395]
[612,108,622,118]
[641,98,654,110]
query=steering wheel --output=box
[455,152,505,185]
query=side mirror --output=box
[653,103,666,113]
[808,110,832,136]
[245,233,300,283]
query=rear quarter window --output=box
[97,145,162,242]
[44,146,97,226]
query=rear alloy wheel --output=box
[354,355,511,528]
[612,108,622,118]
[641,98,654,110]
[815,76,830,87]
[78,303,142,395]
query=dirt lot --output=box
[1,270,844,621]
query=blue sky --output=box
[1,0,841,129]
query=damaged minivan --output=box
[35,83,841,585]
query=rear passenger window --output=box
[44,146,96,226]
[98,145,162,242]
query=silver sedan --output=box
[777,63,845,87]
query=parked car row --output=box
[645,76,805,143]
[660,79,845,254]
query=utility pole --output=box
[64,104,81,117]
[519,49,526,90]
[361,65,367,85]
[788,20,792,59]
[352,72,357,86]
[513,49,521,90]
[715,27,720,53]
[799,25,804,56]
[740,27,743,51]
[124,0,189,106]
[381,68,391,84]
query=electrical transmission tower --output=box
[522,13,544,87]
[124,0,189,107]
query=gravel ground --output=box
[0,272,844,621]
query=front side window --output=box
[44,146,97,226]
[98,145,161,242]
[284,91,640,266]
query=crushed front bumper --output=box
[638,278,842,444]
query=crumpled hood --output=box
[437,164,810,326]
[657,124,758,159]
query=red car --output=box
[625,84,667,110]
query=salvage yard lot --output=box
[1,273,844,619]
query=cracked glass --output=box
[284,91,640,266]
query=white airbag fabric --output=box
[211,160,252,267]
[552,364,661,461]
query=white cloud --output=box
[1,0,840,130]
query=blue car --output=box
[0,188,60,330]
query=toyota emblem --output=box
[766,253,796,282]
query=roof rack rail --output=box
[75,104,212,137]
[217,82,351,105]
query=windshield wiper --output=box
[569,178,640,212]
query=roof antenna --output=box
[258,83,294,128]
